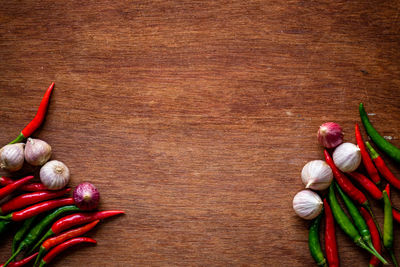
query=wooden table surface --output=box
[1,1,400,266]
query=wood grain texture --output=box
[0,0,400,266]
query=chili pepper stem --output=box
[28,230,53,255]
[38,259,46,267]
[0,214,13,220]
[9,133,25,144]
[3,246,23,267]
[356,239,388,265]
[389,250,399,267]
[33,248,46,267]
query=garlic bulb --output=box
[24,138,52,166]
[301,160,333,190]
[317,122,344,148]
[293,190,323,220]
[40,160,70,190]
[0,143,25,172]
[333,142,361,172]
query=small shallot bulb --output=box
[293,190,323,220]
[40,160,70,190]
[317,122,344,148]
[301,160,333,190]
[333,142,361,173]
[0,143,25,172]
[73,182,100,210]
[24,138,52,166]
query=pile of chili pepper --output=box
[0,84,125,266]
[304,103,400,266]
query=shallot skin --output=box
[317,122,344,149]
[73,182,100,210]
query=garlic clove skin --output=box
[24,138,52,166]
[40,160,70,190]
[301,160,333,190]
[293,190,323,220]
[317,122,344,148]
[333,142,361,173]
[0,143,25,172]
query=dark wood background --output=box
[1,1,400,266]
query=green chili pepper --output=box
[335,184,381,254]
[359,103,400,164]
[328,184,388,264]
[3,205,80,266]
[383,190,398,267]
[308,213,328,267]
[12,216,38,255]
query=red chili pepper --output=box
[366,142,400,190]
[0,198,74,221]
[51,210,124,234]
[393,209,400,224]
[10,83,55,144]
[44,219,99,250]
[20,183,48,192]
[34,220,100,266]
[355,124,381,185]
[323,199,339,267]
[360,207,381,267]
[31,210,124,252]
[0,253,38,267]
[38,237,96,267]
[0,177,48,191]
[0,176,34,200]
[0,188,70,214]
[324,150,368,206]
[347,172,383,200]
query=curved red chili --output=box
[355,124,381,185]
[34,220,100,266]
[32,210,124,251]
[0,198,74,221]
[366,142,400,190]
[348,172,382,200]
[10,82,55,144]
[323,199,339,267]
[39,237,96,267]
[0,188,70,214]
[0,252,38,267]
[51,210,124,234]
[0,176,34,200]
[0,177,48,191]
[324,150,368,206]
[46,220,99,250]
[360,207,381,267]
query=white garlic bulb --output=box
[40,160,70,190]
[24,138,52,166]
[333,142,361,173]
[0,143,25,172]
[301,160,333,190]
[293,190,323,220]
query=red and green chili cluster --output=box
[0,84,125,266]
[304,103,400,266]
